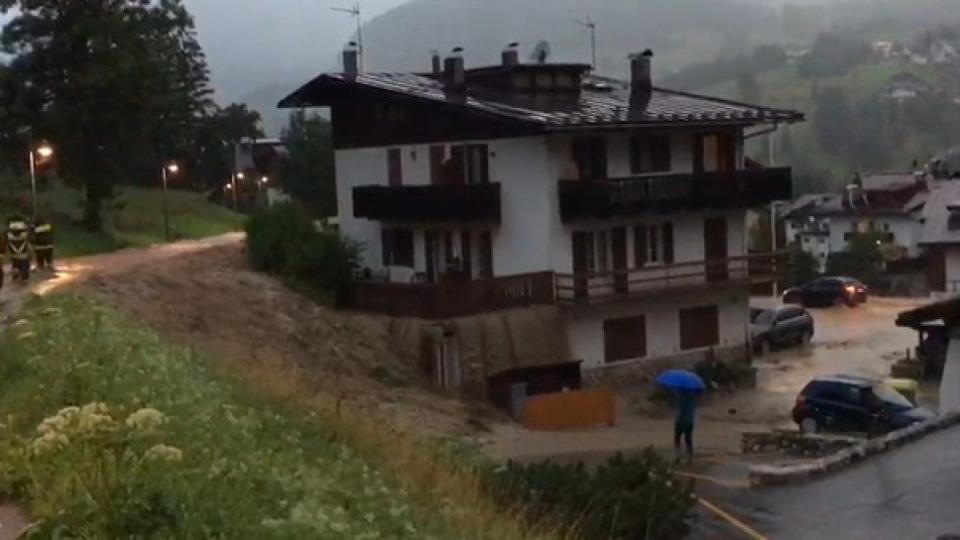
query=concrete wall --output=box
[566,287,750,371]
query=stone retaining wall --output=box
[749,412,960,487]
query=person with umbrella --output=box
[655,369,705,465]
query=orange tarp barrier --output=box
[522,388,616,431]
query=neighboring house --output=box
[919,181,960,296]
[880,73,932,103]
[784,173,929,271]
[279,44,802,387]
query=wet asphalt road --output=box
[706,425,960,540]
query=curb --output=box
[749,412,960,487]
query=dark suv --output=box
[788,277,868,308]
[751,306,815,355]
[792,375,934,434]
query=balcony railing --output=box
[558,168,792,222]
[341,271,555,319]
[353,182,501,223]
[555,252,788,304]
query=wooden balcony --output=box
[341,271,555,319]
[558,168,792,222]
[555,252,788,304]
[353,183,501,223]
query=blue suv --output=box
[792,375,934,435]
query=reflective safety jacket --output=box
[7,221,31,261]
[33,222,53,250]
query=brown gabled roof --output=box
[279,71,804,129]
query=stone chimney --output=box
[630,49,653,97]
[502,42,520,66]
[342,41,359,79]
[431,49,442,75]
[444,47,466,91]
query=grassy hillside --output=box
[0,294,547,538]
[0,182,245,258]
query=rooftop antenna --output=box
[332,3,364,72]
[530,40,551,64]
[574,15,597,70]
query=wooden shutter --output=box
[387,148,403,186]
[429,146,445,185]
[680,305,719,351]
[662,222,674,264]
[604,316,647,363]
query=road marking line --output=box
[675,471,751,489]
[697,496,767,540]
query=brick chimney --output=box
[502,42,520,66]
[342,41,359,79]
[630,49,653,97]
[444,47,466,91]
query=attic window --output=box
[949,214,960,231]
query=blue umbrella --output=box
[655,369,705,392]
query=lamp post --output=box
[770,200,789,299]
[28,141,54,220]
[231,171,243,210]
[161,162,179,241]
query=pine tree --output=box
[0,0,214,229]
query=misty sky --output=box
[0,1,408,101]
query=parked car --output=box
[788,277,868,308]
[750,306,815,355]
[792,375,935,435]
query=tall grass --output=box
[0,294,553,539]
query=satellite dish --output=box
[530,40,551,64]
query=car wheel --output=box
[800,417,820,434]
[799,330,813,347]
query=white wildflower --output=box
[125,408,167,433]
[144,444,183,463]
[30,431,69,455]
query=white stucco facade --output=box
[335,128,756,373]
[789,213,924,272]
[567,289,750,370]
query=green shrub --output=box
[490,451,695,540]
[245,203,361,295]
[0,295,465,538]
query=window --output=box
[634,223,674,266]
[630,134,671,174]
[446,144,489,185]
[572,137,608,180]
[381,228,414,268]
[633,225,648,266]
[679,305,719,351]
[477,231,494,278]
[387,148,403,186]
[596,230,609,272]
[604,316,647,363]
[696,133,735,173]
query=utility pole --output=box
[332,3,364,72]
[575,16,597,70]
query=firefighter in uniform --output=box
[32,216,54,270]
[6,216,32,283]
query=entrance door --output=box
[611,227,628,294]
[572,231,593,298]
[704,217,728,282]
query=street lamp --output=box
[161,161,179,241]
[28,141,54,219]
